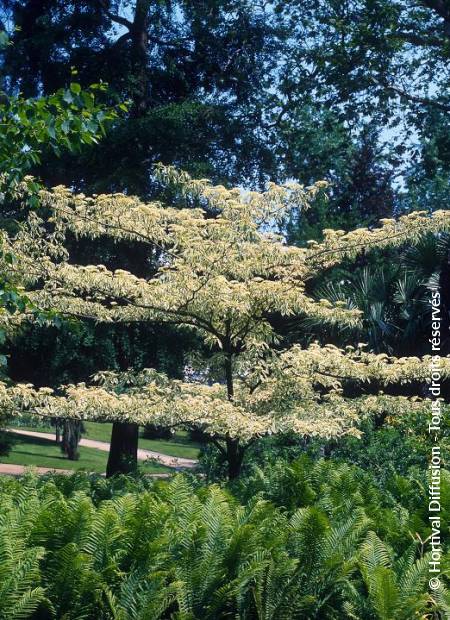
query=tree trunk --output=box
[61,420,82,460]
[223,349,244,479]
[130,0,150,115]
[106,421,139,477]
[54,418,61,444]
[226,438,244,479]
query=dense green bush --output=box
[199,408,450,491]
[0,430,15,456]
[141,424,173,441]
[0,459,448,619]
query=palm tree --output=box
[312,233,450,355]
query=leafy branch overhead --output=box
[0,83,121,202]
[0,84,121,353]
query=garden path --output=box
[5,428,198,469]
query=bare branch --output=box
[384,82,450,112]
[371,76,450,113]
[97,0,133,30]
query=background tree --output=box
[0,0,287,192]
[1,0,414,219]
[270,0,450,241]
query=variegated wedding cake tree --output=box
[1,168,449,477]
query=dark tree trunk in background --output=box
[61,420,82,460]
[100,0,150,115]
[129,0,150,115]
[106,422,139,477]
[54,418,61,444]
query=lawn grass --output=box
[8,421,201,459]
[1,432,170,474]
[83,422,201,459]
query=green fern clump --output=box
[0,463,448,619]
[0,484,49,619]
